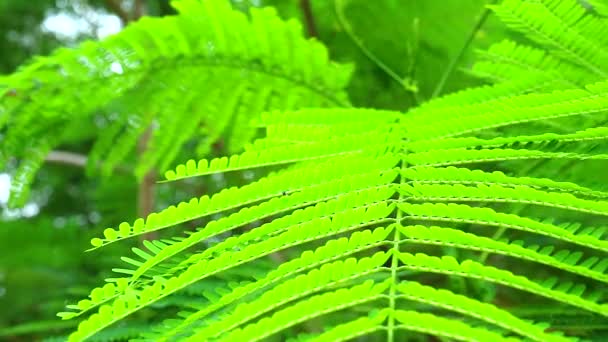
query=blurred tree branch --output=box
[45,150,87,168]
[104,0,129,24]
[45,150,130,173]
[299,0,318,38]
[103,0,157,241]
[129,0,158,241]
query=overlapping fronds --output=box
[58,75,608,340]
[489,0,608,78]
[425,0,608,115]
[589,0,608,17]
[0,0,352,207]
[17,0,603,340]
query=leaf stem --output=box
[387,158,404,341]
[431,4,492,99]
[334,0,418,94]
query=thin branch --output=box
[431,4,493,99]
[45,150,130,173]
[333,0,418,94]
[45,150,87,168]
[299,0,318,38]
[104,0,129,25]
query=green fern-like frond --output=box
[0,0,352,207]
[7,0,598,340]
[468,0,608,100]
[488,0,608,78]
[471,39,595,89]
[59,74,608,339]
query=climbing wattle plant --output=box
[2,0,608,341]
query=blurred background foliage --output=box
[0,0,514,339]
